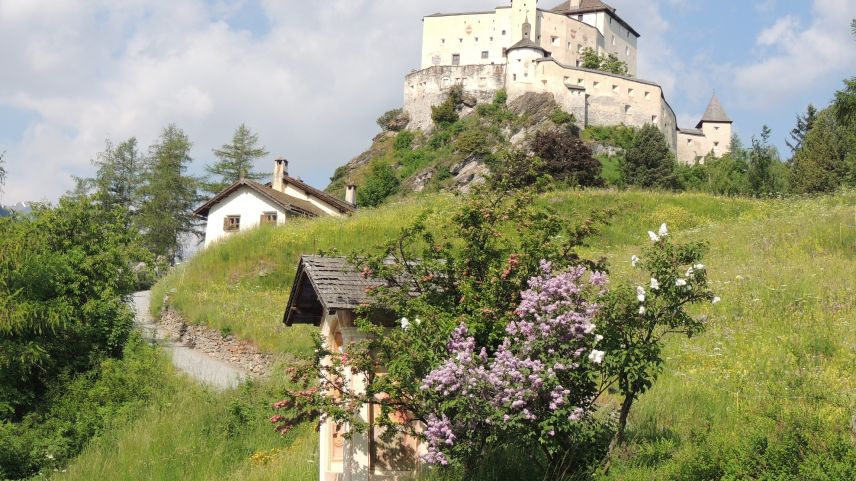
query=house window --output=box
[224,215,241,232]
[612,36,616,46]
[481,50,489,59]
[577,15,583,21]
[452,54,460,65]
[626,46,630,56]
[261,212,278,225]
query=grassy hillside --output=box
[59,189,856,481]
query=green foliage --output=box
[137,124,200,263]
[583,125,638,151]
[747,125,786,195]
[790,108,856,193]
[453,128,491,156]
[0,338,174,479]
[0,151,7,198]
[377,108,411,132]
[394,130,415,151]
[550,109,576,126]
[204,124,269,194]
[580,47,629,76]
[622,124,677,189]
[476,90,514,123]
[833,77,856,128]
[356,161,400,208]
[71,138,143,229]
[786,104,818,155]
[530,129,603,187]
[431,85,465,127]
[0,195,144,422]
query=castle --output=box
[403,0,733,164]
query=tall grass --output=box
[101,189,855,481]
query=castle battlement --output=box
[404,0,733,164]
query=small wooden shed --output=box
[283,256,421,481]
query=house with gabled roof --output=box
[194,159,357,248]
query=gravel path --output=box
[132,291,247,390]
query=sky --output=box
[0,0,855,204]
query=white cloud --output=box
[732,0,856,108]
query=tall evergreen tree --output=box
[137,124,199,263]
[785,104,817,155]
[203,124,269,194]
[790,108,855,193]
[87,138,143,227]
[622,124,677,189]
[0,151,6,200]
[747,125,780,194]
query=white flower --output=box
[712,297,721,304]
[631,255,640,267]
[694,264,705,270]
[659,223,669,237]
[46,454,55,461]
[400,317,410,330]
[584,323,597,335]
[650,278,660,290]
[414,317,422,326]
[638,305,646,315]
[588,350,605,364]
[595,334,604,343]
[676,279,688,287]
[686,267,695,277]
[648,231,660,242]
[636,286,646,303]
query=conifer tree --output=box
[137,124,199,263]
[747,125,780,194]
[0,151,6,199]
[622,124,677,189]
[786,104,817,155]
[203,124,269,194]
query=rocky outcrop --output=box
[158,307,272,377]
[450,155,490,193]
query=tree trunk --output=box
[609,391,635,453]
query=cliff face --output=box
[326,92,577,198]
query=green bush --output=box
[550,109,576,126]
[0,336,175,479]
[377,108,410,132]
[622,124,678,189]
[431,85,465,127]
[357,162,400,208]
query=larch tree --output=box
[81,138,144,228]
[203,124,269,194]
[137,124,199,263]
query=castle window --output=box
[452,54,460,65]
[490,36,494,42]
[459,38,463,43]
[687,138,693,144]
[652,115,658,123]
[578,78,584,85]
[644,91,651,99]
[714,141,720,147]
[714,126,720,131]
[612,35,616,46]
[475,37,479,42]
[593,81,600,88]
[625,105,631,114]
[479,77,486,85]
[551,36,560,46]
[481,51,489,59]
[442,77,450,87]
[612,84,618,92]
[502,30,507,35]
[628,88,634,96]
[513,74,517,81]
[441,38,445,44]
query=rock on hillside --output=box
[326,92,576,197]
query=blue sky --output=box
[0,0,854,204]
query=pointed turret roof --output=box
[696,94,732,128]
[507,17,548,54]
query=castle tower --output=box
[511,0,539,45]
[696,94,733,157]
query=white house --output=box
[194,159,357,248]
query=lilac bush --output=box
[420,261,609,466]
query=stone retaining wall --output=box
[158,307,273,377]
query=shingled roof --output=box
[549,0,640,37]
[283,256,384,326]
[696,94,732,128]
[193,179,331,219]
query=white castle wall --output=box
[404,64,507,131]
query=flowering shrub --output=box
[420,262,608,468]
[272,181,717,478]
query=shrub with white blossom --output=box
[272,182,717,478]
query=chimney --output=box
[272,158,288,192]
[345,183,357,206]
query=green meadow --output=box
[56,190,856,480]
